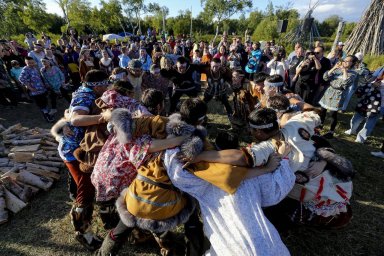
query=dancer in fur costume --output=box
[164,108,294,256]
[91,89,170,228]
[50,70,110,251]
[192,108,354,229]
[97,98,209,256]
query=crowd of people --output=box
[1,28,384,255]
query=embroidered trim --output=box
[128,190,181,207]
[83,80,109,87]
[249,122,274,129]
[264,81,284,87]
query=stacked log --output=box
[0,123,62,224]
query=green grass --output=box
[364,55,384,71]
[0,95,383,255]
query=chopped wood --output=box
[8,152,34,162]
[0,123,61,222]
[34,154,62,162]
[27,167,60,181]
[10,144,41,153]
[0,123,22,136]
[42,140,58,147]
[25,163,59,173]
[43,151,59,157]
[17,170,53,191]
[4,187,27,213]
[2,134,19,140]
[16,181,39,194]
[5,139,42,146]
[33,160,64,168]
[0,185,8,224]
[41,146,58,151]
[1,176,32,203]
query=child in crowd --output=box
[10,60,31,102]
[40,57,66,116]
[19,56,53,122]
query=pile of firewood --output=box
[0,123,64,225]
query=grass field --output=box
[0,94,383,256]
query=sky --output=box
[44,0,370,22]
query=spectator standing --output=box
[319,55,358,138]
[19,57,52,122]
[28,43,46,69]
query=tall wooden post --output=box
[332,21,345,52]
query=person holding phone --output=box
[318,55,358,138]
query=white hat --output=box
[355,52,363,62]
[338,41,344,46]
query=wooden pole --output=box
[190,6,193,39]
[331,21,345,52]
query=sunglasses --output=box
[314,52,321,54]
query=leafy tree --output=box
[200,0,252,29]
[55,0,92,34]
[21,0,51,33]
[94,0,124,33]
[247,10,265,34]
[318,15,343,37]
[0,1,26,37]
[252,1,299,42]
[171,10,192,36]
[147,3,169,33]
[121,0,146,34]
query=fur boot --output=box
[95,232,122,256]
[316,147,355,181]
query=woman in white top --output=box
[267,50,288,78]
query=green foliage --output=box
[200,0,252,26]
[253,16,279,41]
[364,55,384,70]
[247,10,265,32]
[67,0,92,34]
[340,22,356,42]
[146,3,169,32]
[318,15,343,37]
[167,10,192,35]
[252,2,299,42]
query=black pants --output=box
[184,209,210,256]
[0,87,18,106]
[204,93,233,116]
[170,89,198,113]
[31,93,48,111]
[295,82,315,104]
[48,90,58,109]
[320,108,338,131]
[60,87,72,103]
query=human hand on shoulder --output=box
[263,153,282,172]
